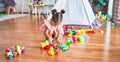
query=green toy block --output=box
[77,36,84,42]
[111,23,115,28]
[59,44,69,51]
[68,29,73,35]
[62,46,69,51]
[66,41,71,46]
[59,44,66,48]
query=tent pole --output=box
[82,0,93,29]
[108,0,113,17]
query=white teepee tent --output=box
[48,0,95,26]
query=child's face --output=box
[50,20,61,27]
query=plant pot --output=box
[92,6,99,13]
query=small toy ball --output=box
[70,40,73,44]
[77,36,85,42]
[83,35,87,42]
[48,47,55,56]
[77,36,82,41]
[6,52,12,57]
[107,18,111,21]
[81,29,85,34]
[80,37,84,42]
[44,44,55,50]
[68,29,73,35]
[13,52,17,57]
[72,30,76,33]
[73,32,77,35]
[32,15,35,21]
[102,16,106,22]
[72,37,77,43]
[8,55,13,59]
[6,48,11,52]
[40,42,47,48]
[77,30,81,35]
[44,40,49,45]
[65,25,69,31]
[43,14,47,19]
[17,51,22,55]
[69,26,73,29]
[44,45,51,50]
[96,14,100,17]
[49,47,54,50]
[41,15,44,21]
[48,50,54,56]
[21,47,25,54]
[68,34,72,38]
[86,30,96,34]
[111,19,115,23]
[111,22,115,28]
[11,50,15,54]
[99,30,104,34]
[66,41,71,46]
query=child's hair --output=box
[51,9,65,23]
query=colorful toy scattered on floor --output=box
[64,25,89,43]
[40,25,102,56]
[5,45,25,59]
[40,39,70,56]
[32,15,35,21]
[48,46,55,55]
[40,40,57,56]
[59,25,90,51]
[96,13,115,28]
[59,44,69,51]
[99,30,104,34]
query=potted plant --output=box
[92,0,108,14]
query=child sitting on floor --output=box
[40,9,65,45]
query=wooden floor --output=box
[0,16,120,62]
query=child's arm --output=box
[55,30,62,44]
[44,27,53,44]
[57,30,61,40]
[40,23,44,32]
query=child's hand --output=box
[56,38,61,44]
[48,37,53,44]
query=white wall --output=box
[14,0,56,12]
[14,0,30,12]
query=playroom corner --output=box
[0,0,120,62]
